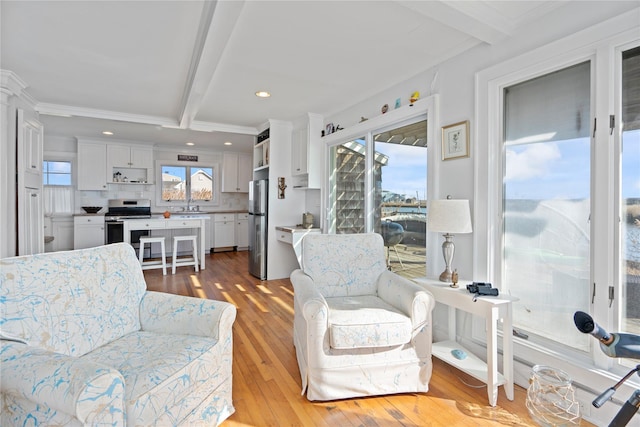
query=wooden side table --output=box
[413,277,518,406]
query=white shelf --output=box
[413,277,516,406]
[432,340,505,386]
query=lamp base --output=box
[439,269,453,282]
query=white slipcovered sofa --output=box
[291,233,435,401]
[0,243,236,426]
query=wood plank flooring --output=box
[143,250,589,426]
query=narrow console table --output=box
[122,216,207,270]
[413,277,518,406]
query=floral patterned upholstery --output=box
[291,233,435,401]
[0,243,236,426]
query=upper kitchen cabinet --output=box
[107,144,153,183]
[77,140,108,191]
[222,152,252,193]
[291,113,323,189]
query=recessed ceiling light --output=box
[224,141,232,146]
[186,142,195,146]
[102,131,114,135]
[255,91,271,98]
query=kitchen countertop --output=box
[152,210,248,215]
[276,225,321,232]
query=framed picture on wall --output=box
[441,121,470,160]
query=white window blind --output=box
[504,61,590,145]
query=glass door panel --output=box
[373,120,428,278]
[621,46,640,335]
[328,139,366,234]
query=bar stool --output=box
[138,236,167,275]
[172,235,199,274]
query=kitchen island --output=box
[122,215,208,270]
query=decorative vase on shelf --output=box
[526,365,581,426]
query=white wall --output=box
[324,1,639,282]
[322,4,640,425]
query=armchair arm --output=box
[376,270,435,331]
[291,269,329,323]
[139,291,237,341]
[0,341,125,425]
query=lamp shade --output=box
[427,199,472,234]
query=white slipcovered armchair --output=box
[291,233,435,401]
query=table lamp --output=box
[427,197,472,282]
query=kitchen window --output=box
[158,163,218,206]
[43,160,71,186]
[43,159,73,215]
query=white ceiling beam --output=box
[36,103,178,128]
[178,0,246,129]
[396,0,512,45]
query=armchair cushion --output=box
[81,331,224,426]
[326,295,412,349]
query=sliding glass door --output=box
[327,119,428,278]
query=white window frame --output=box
[475,11,640,407]
[321,95,440,272]
[155,160,220,208]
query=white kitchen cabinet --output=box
[213,213,235,250]
[107,144,153,183]
[236,213,249,250]
[291,113,323,189]
[19,110,43,186]
[77,141,108,190]
[107,145,152,169]
[52,217,74,251]
[17,109,44,255]
[222,152,252,193]
[73,216,105,249]
[19,187,44,255]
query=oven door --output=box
[105,221,124,244]
[105,221,150,256]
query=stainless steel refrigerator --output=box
[248,179,268,279]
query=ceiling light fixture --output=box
[224,141,232,146]
[102,131,114,135]
[186,142,195,146]
[255,91,271,98]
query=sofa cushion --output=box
[0,243,146,357]
[82,330,223,426]
[326,295,412,349]
[302,233,388,298]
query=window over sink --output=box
[156,162,218,208]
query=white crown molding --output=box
[0,70,37,108]
[0,70,28,96]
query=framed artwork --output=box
[441,121,470,160]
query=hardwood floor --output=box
[143,250,579,426]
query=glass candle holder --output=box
[526,365,581,426]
